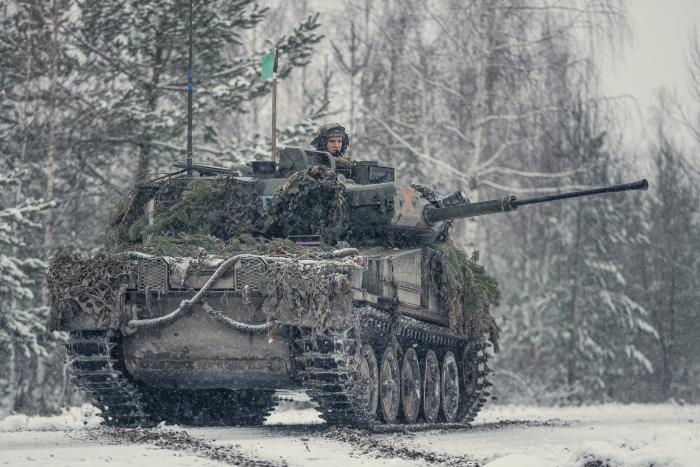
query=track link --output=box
[68,330,151,426]
[67,330,278,427]
[295,333,373,426]
[294,305,493,430]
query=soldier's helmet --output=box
[311,123,350,156]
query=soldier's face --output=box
[326,136,343,155]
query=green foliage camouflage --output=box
[431,244,501,350]
[264,166,349,243]
[107,184,158,246]
[107,177,262,248]
[116,234,327,259]
[107,167,349,250]
[55,167,500,342]
[54,167,352,333]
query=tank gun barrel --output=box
[423,179,649,224]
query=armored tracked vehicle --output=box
[48,148,648,428]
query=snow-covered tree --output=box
[0,171,54,417]
[66,0,322,182]
[643,136,700,401]
[495,100,656,403]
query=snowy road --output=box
[1,403,699,466]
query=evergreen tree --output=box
[643,137,700,401]
[0,171,53,417]
[0,0,107,252]
[496,103,656,403]
[0,0,324,415]
[68,0,322,182]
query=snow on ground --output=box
[0,405,101,432]
[1,401,699,466]
[477,404,700,466]
[0,430,226,467]
[419,403,700,467]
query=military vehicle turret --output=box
[48,148,647,428]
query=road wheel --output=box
[423,350,441,423]
[379,346,400,423]
[401,348,421,423]
[353,344,379,417]
[441,351,460,422]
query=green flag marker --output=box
[261,51,275,81]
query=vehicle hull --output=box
[121,304,296,390]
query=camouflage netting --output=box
[118,234,326,259]
[431,243,501,350]
[107,177,262,248]
[47,246,355,333]
[334,156,353,169]
[52,164,353,333]
[107,167,349,252]
[261,260,353,333]
[47,251,130,330]
[51,166,501,341]
[107,178,181,246]
[264,166,349,243]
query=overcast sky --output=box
[602,0,700,148]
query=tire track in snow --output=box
[472,418,570,430]
[319,427,480,466]
[89,426,286,467]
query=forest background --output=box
[1,0,699,416]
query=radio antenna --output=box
[185,0,194,176]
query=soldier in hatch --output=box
[310,123,352,169]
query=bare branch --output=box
[671,105,700,144]
[478,166,584,178]
[367,113,474,182]
[478,179,590,194]
[150,140,226,156]
[76,156,125,195]
[442,123,471,145]
[408,64,462,99]
[689,26,700,102]
[470,106,559,130]
[62,29,151,84]
[474,139,518,171]
[62,28,181,92]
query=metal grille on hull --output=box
[137,259,168,291]
[234,257,266,291]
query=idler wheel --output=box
[441,351,460,422]
[379,346,400,423]
[354,344,379,417]
[422,350,441,423]
[401,348,421,423]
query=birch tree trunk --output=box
[460,5,496,253]
[567,207,584,387]
[135,41,163,182]
[16,35,32,209]
[660,242,677,398]
[0,344,15,418]
[420,73,430,159]
[349,22,356,132]
[43,0,60,269]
